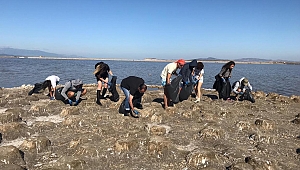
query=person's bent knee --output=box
[81,89,87,96]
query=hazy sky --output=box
[0,0,299,61]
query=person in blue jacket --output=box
[179,59,198,85]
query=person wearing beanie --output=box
[93,62,113,106]
[160,59,185,109]
[232,77,254,102]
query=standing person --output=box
[179,59,198,85]
[43,75,60,100]
[232,77,255,102]
[193,62,204,103]
[120,76,147,118]
[214,61,235,100]
[160,59,185,109]
[93,62,113,106]
[55,79,87,106]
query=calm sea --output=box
[0,58,299,96]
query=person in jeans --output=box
[120,76,147,118]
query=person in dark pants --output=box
[55,79,87,106]
[179,59,198,85]
[214,61,235,100]
[93,62,113,106]
[120,76,147,118]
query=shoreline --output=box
[1,55,299,65]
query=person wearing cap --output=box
[160,59,185,109]
[55,79,87,106]
[120,76,147,118]
[232,77,253,101]
[93,62,113,106]
[43,75,60,100]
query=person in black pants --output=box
[214,61,235,100]
[93,62,113,106]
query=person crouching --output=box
[55,79,87,106]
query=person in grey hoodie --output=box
[55,79,87,106]
[179,59,198,85]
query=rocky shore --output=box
[0,85,299,170]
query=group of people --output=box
[29,59,254,118]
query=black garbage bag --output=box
[108,76,119,102]
[179,83,193,101]
[241,89,255,103]
[165,75,182,104]
[28,82,44,95]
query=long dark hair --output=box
[196,62,204,70]
[222,61,235,70]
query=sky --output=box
[0,0,299,61]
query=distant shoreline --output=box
[1,55,299,65]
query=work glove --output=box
[50,97,55,100]
[133,109,140,115]
[239,92,244,95]
[221,77,226,83]
[67,99,73,106]
[74,100,79,106]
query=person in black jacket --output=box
[120,76,147,118]
[214,61,235,100]
[93,62,113,105]
[179,59,198,85]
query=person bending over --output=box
[160,59,185,109]
[215,61,235,100]
[192,62,204,103]
[93,62,113,105]
[120,76,147,118]
[55,79,87,106]
[179,59,198,85]
[42,75,60,100]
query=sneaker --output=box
[194,98,200,103]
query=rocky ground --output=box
[0,85,299,170]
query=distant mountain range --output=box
[0,47,296,63]
[196,57,289,62]
[0,47,83,58]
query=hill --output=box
[0,47,83,58]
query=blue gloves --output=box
[50,97,55,100]
[67,99,73,105]
[239,92,244,95]
[133,109,140,115]
[221,77,226,83]
[75,100,79,106]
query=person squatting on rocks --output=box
[55,79,87,106]
[214,61,235,100]
[179,59,198,85]
[93,62,113,106]
[192,62,204,103]
[232,77,255,103]
[160,59,185,109]
[43,75,60,100]
[120,76,147,118]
